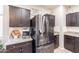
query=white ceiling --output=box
[36,5,59,10]
[27,5,59,10]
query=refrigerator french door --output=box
[30,14,55,53]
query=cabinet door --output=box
[21,43,32,53]
[9,6,16,27]
[21,8,30,27]
[54,35,59,49]
[15,7,21,27]
[76,12,79,26]
[75,37,79,53]
[64,35,75,52]
[71,13,77,26]
[66,13,77,26]
[9,6,21,27]
[66,14,71,26]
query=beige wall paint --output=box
[3,5,9,38]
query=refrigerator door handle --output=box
[41,16,45,34]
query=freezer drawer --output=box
[36,43,54,53]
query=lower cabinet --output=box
[6,47,22,53]
[54,35,59,49]
[64,35,75,52]
[6,41,32,53]
[74,37,79,53]
[64,35,79,53]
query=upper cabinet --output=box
[9,5,30,27]
[66,12,79,26]
[76,12,79,26]
[66,13,77,26]
[66,13,71,26]
[21,8,30,27]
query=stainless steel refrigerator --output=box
[30,14,55,53]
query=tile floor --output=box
[54,47,72,53]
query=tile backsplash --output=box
[66,27,79,32]
[9,27,30,39]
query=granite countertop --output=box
[0,37,33,51]
[54,32,59,35]
[5,37,33,45]
[64,31,79,37]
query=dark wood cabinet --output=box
[64,35,79,53]
[21,42,32,53]
[6,41,32,53]
[66,12,79,26]
[6,47,22,53]
[9,6,21,27]
[9,6,16,27]
[54,35,59,49]
[21,8,30,27]
[15,7,22,27]
[76,12,79,26]
[74,37,79,53]
[66,13,77,26]
[9,5,30,27]
[64,35,75,52]
[71,13,77,26]
[66,14,71,26]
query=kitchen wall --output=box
[3,5,9,38]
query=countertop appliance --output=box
[22,30,30,39]
[30,14,55,53]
